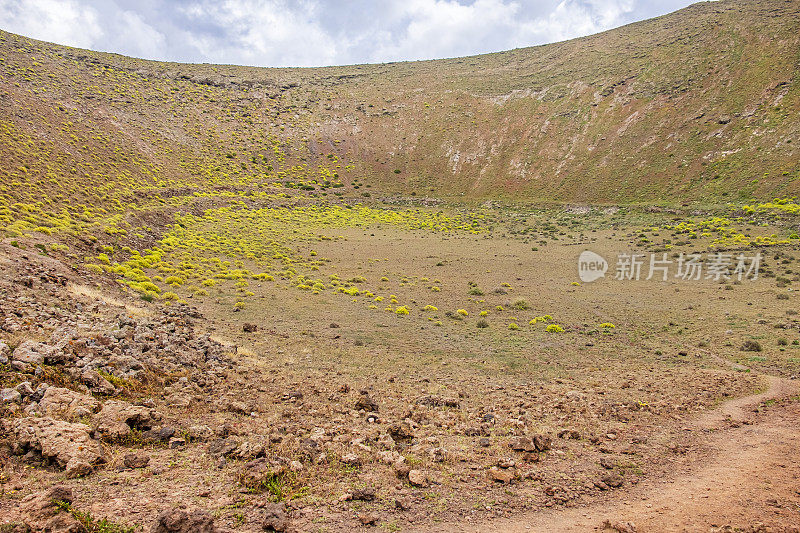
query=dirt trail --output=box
[431,367,800,533]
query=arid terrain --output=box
[1,0,800,531]
[1,202,799,532]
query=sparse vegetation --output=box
[741,340,763,352]
[53,500,138,533]
[1,3,799,531]
[511,299,529,311]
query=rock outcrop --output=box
[7,417,106,477]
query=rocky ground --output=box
[0,243,242,531]
[1,229,798,532]
[447,374,800,533]
[1,2,800,528]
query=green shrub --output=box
[741,340,762,352]
[53,500,138,533]
[511,299,529,310]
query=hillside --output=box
[3,2,800,531]
[0,0,799,234]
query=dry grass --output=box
[68,283,151,318]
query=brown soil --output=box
[436,371,800,532]
[2,218,800,532]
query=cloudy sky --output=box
[0,0,699,67]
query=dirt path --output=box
[430,368,800,533]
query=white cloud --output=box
[369,0,522,62]
[514,0,637,46]
[114,10,167,60]
[345,0,639,63]
[0,0,697,67]
[178,0,340,67]
[0,0,102,49]
[587,0,637,28]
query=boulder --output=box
[394,461,411,480]
[558,429,582,440]
[487,466,515,484]
[428,447,448,462]
[533,434,552,452]
[226,400,250,415]
[186,425,212,442]
[359,513,379,526]
[93,400,161,442]
[7,417,105,474]
[38,386,100,419]
[416,394,460,408]
[387,422,414,442]
[143,426,177,444]
[19,485,83,531]
[0,341,10,364]
[239,458,286,492]
[341,453,361,466]
[123,453,150,469]
[10,360,32,372]
[262,502,288,531]
[42,347,75,365]
[20,484,73,520]
[599,457,615,470]
[1,388,21,404]
[509,436,537,453]
[601,472,624,488]
[165,393,192,408]
[601,519,638,533]
[377,450,403,465]
[13,340,55,365]
[355,392,378,412]
[66,459,94,479]
[377,433,395,450]
[150,508,217,533]
[351,487,376,501]
[107,354,145,376]
[207,438,239,457]
[15,381,35,397]
[231,440,266,459]
[80,369,117,395]
[33,382,49,401]
[408,469,428,487]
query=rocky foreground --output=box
[0,239,775,532]
[0,245,245,531]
